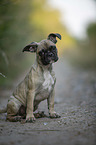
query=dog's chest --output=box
[42,71,54,92]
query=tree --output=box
[86,22,96,49]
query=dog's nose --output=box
[49,52,54,57]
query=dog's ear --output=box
[47,33,61,44]
[22,42,38,53]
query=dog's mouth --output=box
[38,48,59,65]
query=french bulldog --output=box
[0,33,61,122]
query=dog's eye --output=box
[52,46,56,49]
[49,45,56,51]
[39,51,42,56]
[39,50,45,56]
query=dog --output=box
[0,33,61,122]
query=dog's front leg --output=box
[47,89,61,118]
[26,90,36,122]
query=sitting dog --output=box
[0,33,61,122]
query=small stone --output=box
[58,121,60,123]
[44,122,47,125]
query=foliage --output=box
[0,0,35,86]
[86,22,96,49]
[87,22,96,37]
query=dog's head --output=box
[22,33,61,66]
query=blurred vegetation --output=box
[0,0,75,87]
[64,22,96,69]
[0,0,34,87]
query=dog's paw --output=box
[26,115,36,123]
[34,111,47,118]
[49,112,61,118]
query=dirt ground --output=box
[0,57,96,145]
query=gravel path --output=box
[0,57,96,145]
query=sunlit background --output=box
[48,0,96,39]
[0,0,96,87]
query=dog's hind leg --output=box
[6,96,23,122]
[7,115,22,122]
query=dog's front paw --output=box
[49,112,61,118]
[26,115,36,123]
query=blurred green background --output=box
[0,0,96,88]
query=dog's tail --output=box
[0,106,7,113]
